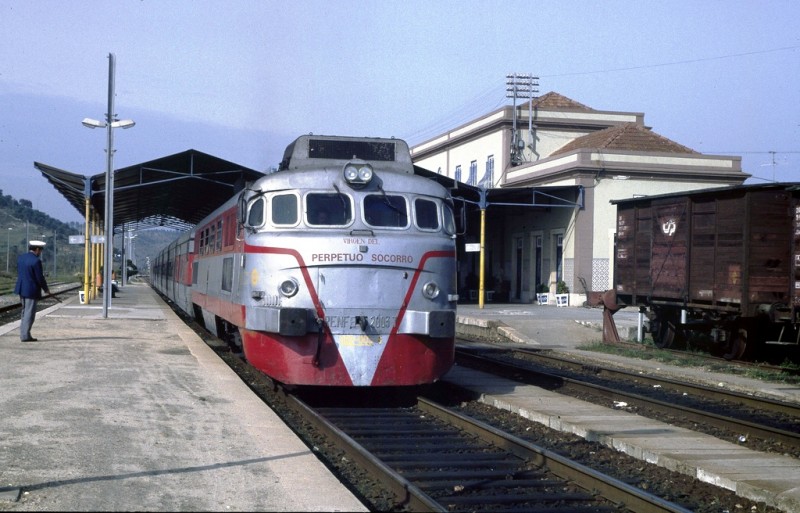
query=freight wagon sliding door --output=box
[688,197,719,304]
[794,200,800,315]
[650,198,690,300]
[614,203,648,300]
[746,190,793,312]
[689,194,747,307]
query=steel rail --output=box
[489,346,800,416]
[287,390,690,512]
[456,349,800,451]
[417,397,691,513]
[0,284,81,315]
[284,394,444,512]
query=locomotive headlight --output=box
[357,165,373,182]
[343,161,373,187]
[421,281,440,300]
[279,278,299,298]
[344,165,360,181]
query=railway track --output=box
[118,294,787,512]
[0,283,81,319]
[456,344,800,457]
[603,339,800,377]
[292,393,689,512]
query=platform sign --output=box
[91,235,106,244]
[465,243,480,253]
[68,235,85,244]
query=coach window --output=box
[247,197,266,228]
[272,193,299,225]
[364,194,408,228]
[307,193,352,226]
[209,224,216,253]
[414,198,439,231]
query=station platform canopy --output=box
[34,149,265,232]
[34,149,581,234]
[413,165,584,211]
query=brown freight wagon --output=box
[610,183,800,360]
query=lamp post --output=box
[6,227,11,273]
[82,53,135,318]
[40,233,46,273]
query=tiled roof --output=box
[552,122,700,155]
[527,92,595,111]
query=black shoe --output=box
[21,337,38,342]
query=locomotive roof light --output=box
[421,281,440,300]
[343,160,373,188]
[279,277,299,298]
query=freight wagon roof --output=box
[610,182,800,206]
[34,149,265,231]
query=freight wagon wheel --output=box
[722,329,747,361]
[653,308,684,349]
[654,320,680,349]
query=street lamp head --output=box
[111,119,135,129]
[82,118,106,129]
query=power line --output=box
[404,44,800,146]
[704,150,800,154]
[541,45,800,78]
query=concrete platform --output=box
[457,302,800,404]
[453,302,800,512]
[0,283,366,511]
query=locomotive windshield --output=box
[307,193,352,226]
[364,194,408,228]
[414,198,439,230]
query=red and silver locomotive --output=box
[152,135,458,386]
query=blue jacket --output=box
[14,251,49,300]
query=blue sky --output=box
[1,0,799,222]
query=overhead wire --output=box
[403,44,800,150]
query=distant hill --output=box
[1,189,83,280]
[0,189,186,281]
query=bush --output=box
[556,280,569,294]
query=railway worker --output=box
[13,240,50,342]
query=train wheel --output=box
[722,329,747,360]
[230,330,243,353]
[654,320,678,348]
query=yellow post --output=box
[83,198,91,303]
[91,214,99,300]
[479,208,486,309]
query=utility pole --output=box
[505,73,539,165]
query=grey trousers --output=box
[20,297,38,340]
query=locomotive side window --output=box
[414,198,439,230]
[221,257,233,292]
[307,193,352,226]
[247,197,266,228]
[364,194,408,228]
[272,193,299,225]
[443,203,456,235]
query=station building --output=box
[411,92,749,305]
